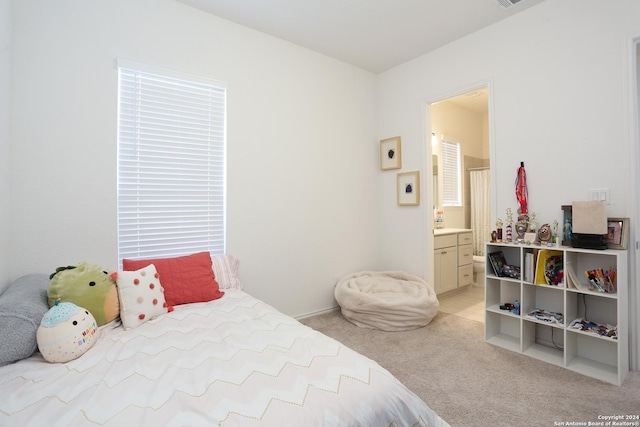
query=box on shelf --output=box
[571,234,607,250]
[571,201,607,250]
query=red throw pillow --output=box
[122,252,224,307]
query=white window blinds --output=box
[442,139,461,207]
[117,61,227,261]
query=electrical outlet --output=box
[588,188,610,204]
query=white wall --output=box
[0,0,10,293]
[376,0,640,277]
[10,0,378,317]
[376,0,640,366]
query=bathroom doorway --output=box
[429,86,490,322]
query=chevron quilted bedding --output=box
[0,290,448,427]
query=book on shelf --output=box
[487,251,507,277]
[524,252,535,283]
[534,249,564,286]
[565,262,582,290]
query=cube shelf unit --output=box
[484,242,628,385]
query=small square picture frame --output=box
[605,217,629,250]
[380,136,401,170]
[397,171,420,206]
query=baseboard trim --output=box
[295,306,340,321]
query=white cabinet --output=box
[434,230,473,294]
[484,242,628,385]
[458,232,473,287]
[434,234,457,294]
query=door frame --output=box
[423,79,496,293]
[627,35,640,370]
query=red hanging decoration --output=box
[515,162,528,214]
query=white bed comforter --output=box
[0,290,448,427]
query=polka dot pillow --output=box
[114,264,173,330]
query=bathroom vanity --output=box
[433,228,473,294]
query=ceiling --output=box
[176,0,546,74]
[443,88,489,114]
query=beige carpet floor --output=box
[300,308,640,427]
[437,285,485,323]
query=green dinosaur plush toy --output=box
[48,262,120,326]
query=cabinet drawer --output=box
[458,264,473,287]
[458,244,473,266]
[434,234,457,249]
[458,232,473,245]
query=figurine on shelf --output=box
[528,212,538,233]
[537,223,552,246]
[564,217,572,243]
[505,208,513,243]
[515,213,529,243]
[505,208,514,224]
[553,220,560,247]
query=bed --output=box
[0,255,449,427]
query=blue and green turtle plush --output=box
[48,262,119,326]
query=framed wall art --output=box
[397,171,420,206]
[605,217,629,250]
[379,136,401,170]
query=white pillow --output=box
[115,264,170,330]
[211,254,242,290]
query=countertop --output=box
[434,228,472,236]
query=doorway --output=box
[428,85,491,322]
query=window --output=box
[117,59,227,262]
[441,139,461,207]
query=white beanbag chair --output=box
[334,271,439,331]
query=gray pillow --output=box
[0,274,50,366]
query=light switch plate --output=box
[588,188,610,204]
